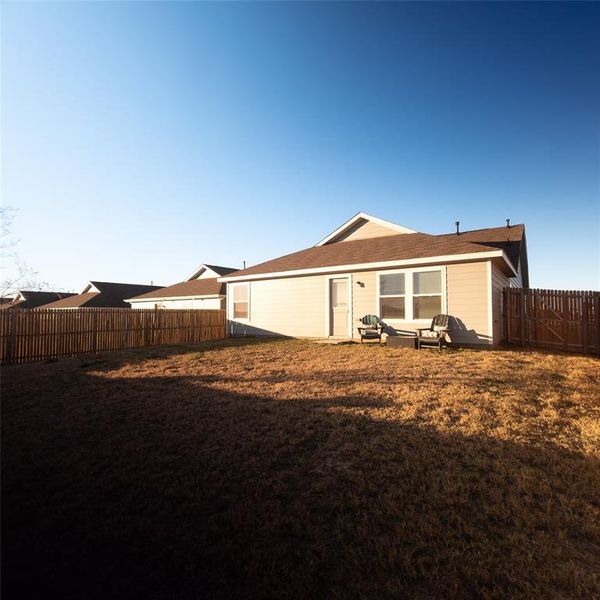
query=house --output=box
[0,291,76,310]
[40,281,163,309]
[219,213,528,346]
[126,264,237,309]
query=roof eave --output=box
[219,250,513,283]
[499,251,518,277]
[127,294,224,302]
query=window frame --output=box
[376,266,446,323]
[230,282,250,322]
[378,272,406,320]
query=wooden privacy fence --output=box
[0,308,227,365]
[504,288,600,355]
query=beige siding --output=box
[130,297,224,310]
[350,268,428,338]
[197,267,222,280]
[446,262,491,345]
[352,263,491,344]
[351,270,377,336]
[491,263,509,345]
[228,260,493,345]
[130,300,163,310]
[331,219,406,243]
[228,276,327,337]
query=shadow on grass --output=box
[43,336,289,373]
[2,366,599,599]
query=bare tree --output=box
[0,207,48,298]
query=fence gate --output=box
[504,288,600,355]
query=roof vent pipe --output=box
[243,260,246,269]
[506,218,511,228]
[455,221,460,235]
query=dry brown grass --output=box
[2,338,599,599]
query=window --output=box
[331,278,348,308]
[413,271,442,319]
[379,273,405,319]
[232,284,249,319]
[378,269,443,321]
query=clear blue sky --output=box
[2,1,599,291]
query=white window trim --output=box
[229,282,250,323]
[376,266,447,323]
[378,273,406,319]
[324,274,353,338]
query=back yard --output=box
[2,339,599,599]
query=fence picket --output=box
[0,309,226,365]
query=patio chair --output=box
[357,314,382,344]
[416,314,450,350]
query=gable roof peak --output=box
[187,263,238,281]
[315,212,418,246]
[81,282,101,294]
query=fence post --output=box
[6,310,16,364]
[92,311,98,355]
[152,307,158,346]
[519,289,526,346]
[122,310,128,350]
[503,288,508,342]
[526,289,531,345]
[562,292,568,352]
[595,293,600,356]
[582,293,588,354]
[530,290,536,347]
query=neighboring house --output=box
[126,264,237,310]
[220,212,529,347]
[0,291,76,310]
[40,281,163,309]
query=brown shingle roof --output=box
[435,224,525,271]
[0,291,76,310]
[41,282,163,308]
[129,278,226,301]
[223,225,524,279]
[39,292,101,308]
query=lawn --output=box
[2,339,599,599]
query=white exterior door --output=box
[329,278,349,337]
